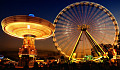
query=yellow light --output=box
[73,53,76,58]
[36,60,44,62]
[27,25,30,29]
[29,55,34,57]
[19,55,22,57]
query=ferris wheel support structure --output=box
[69,31,83,60]
[69,24,109,61]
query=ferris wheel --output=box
[53,1,119,59]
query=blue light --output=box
[29,14,35,17]
[0,57,3,59]
[0,55,4,59]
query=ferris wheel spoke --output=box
[91,26,115,30]
[56,24,77,28]
[56,28,76,31]
[69,8,79,21]
[81,5,84,22]
[86,6,92,24]
[56,31,79,41]
[90,17,109,27]
[55,33,71,40]
[57,36,71,45]
[84,5,88,22]
[83,5,87,24]
[65,10,79,24]
[79,5,84,24]
[72,7,80,23]
[55,28,77,32]
[64,37,78,55]
[88,9,103,22]
[92,21,113,27]
[89,11,105,25]
[55,30,77,35]
[55,31,78,42]
[89,29,115,44]
[58,18,74,26]
[90,29,115,40]
[58,31,79,46]
[62,34,78,54]
[87,7,96,25]
[90,31,113,44]
[96,29,115,33]
[91,27,115,32]
[55,30,76,34]
[59,17,76,25]
[90,23,115,29]
[91,33,105,43]
[57,20,75,26]
[89,30,105,41]
[93,30,115,36]
[77,5,83,24]
[56,25,77,30]
[55,31,77,36]
[96,18,111,25]
[82,6,86,24]
[96,14,108,23]
[102,32,115,37]
[58,34,77,49]
[88,9,101,24]
[59,36,75,50]
[62,13,78,24]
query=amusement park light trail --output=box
[1,15,55,39]
[3,22,53,39]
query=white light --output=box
[27,25,30,29]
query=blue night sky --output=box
[0,0,120,52]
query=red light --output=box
[104,54,106,56]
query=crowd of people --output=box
[0,61,120,70]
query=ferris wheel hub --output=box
[77,24,90,31]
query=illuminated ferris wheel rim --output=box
[53,1,119,57]
[1,15,55,39]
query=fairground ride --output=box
[1,14,55,66]
[53,1,119,61]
